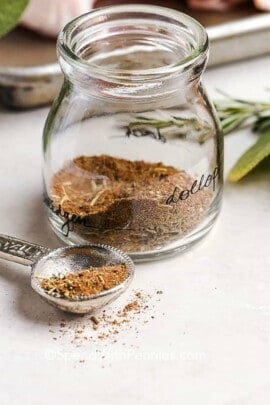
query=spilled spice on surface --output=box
[40,264,128,300]
[47,289,164,347]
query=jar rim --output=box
[58,4,208,81]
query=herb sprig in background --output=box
[126,94,270,182]
[215,95,270,181]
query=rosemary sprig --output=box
[215,93,270,181]
[125,93,270,182]
[125,116,212,144]
[215,93,270,135]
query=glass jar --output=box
[42,4,223,261]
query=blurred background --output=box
[0,0,269,109]
[0,0,261,64]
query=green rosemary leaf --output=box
[135,116,155,121]
[253,115,270,133]
[221,114,250,135]
[229,130,270,182]
[215,92,270,135]
[133,118,174,128]
[172,116,195,122]
[0,0,29,38]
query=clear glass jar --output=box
[42,4,223,261]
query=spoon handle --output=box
[0,234,50,266]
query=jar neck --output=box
[57,5,208,99]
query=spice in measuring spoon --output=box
[39,264,128,300]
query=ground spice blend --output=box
[48,155,213,252]
[40,264,128,300]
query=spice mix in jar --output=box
[43,5,223,261]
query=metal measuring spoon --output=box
[0,234,134,314]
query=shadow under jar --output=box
[42,4,223,262]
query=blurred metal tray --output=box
[0,8,270,109]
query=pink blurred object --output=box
[20,0,270,38]
[188,0,270,10]
[21,0,96,37]
[253,0,270,10]
[187,0,248,11]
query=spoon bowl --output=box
[31,244,134,314]
[0,234,134,315]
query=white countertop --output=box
[0,56,270,405]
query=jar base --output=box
[46,202,221,262]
